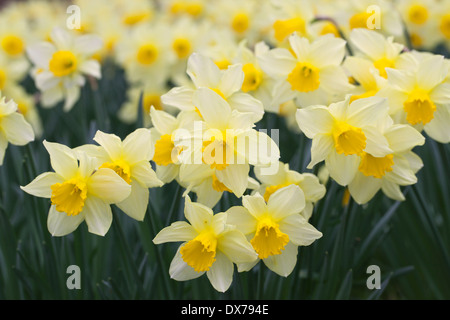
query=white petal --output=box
[0,134,6,166]
[184,196,214,233]
[1,112,34,145]
[363,126,393,157]
[116,180,149,221]
[263,242,298,277]
[50,27,72,49]
[63,85,80,112]
[153,221,197,244]
[150,107,178,135]
[218,229,257,264]
[79,60,101,79]
[384,124,425,152]
[279,214,322,246]
[225,206,256,235]
[187,53,221,88]
[156,164,179,183]
[381,180,405,201]
[123,128,153,162]
[219,64,245,97]
[93,130,123,160]
[26,42,55,68]
[242,193,267,219]
[416,55,447,92]
[87,168,131,203]
[215,164,250,198]
[309,35,346,68]
[47,205,85,237]
[257,48,297,78]
[161,86,194,111]
[131,161,163,188]
[296,106,334,138]
[192,88,231,130]
[206,252,234,293]
[325,152,359,186]
[83,196,112,236]
[21,172,63,198]
[43,140,78,179]
[267,184,305,220]
[424,106,450,144]
[74,34,103,55]
[347,96,389,128]
[348,172,382,205]
[308,134,333,169]
[227,92,264,123]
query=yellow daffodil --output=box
[162,53,264,123]
[348,117,425,204]
[258,33,353,107]
[80,129,163,221]
[21,141,131,236]
[227,185,322,276]
[26,27,103,111]
[378,54,450,143]
[296,96,393,186]
[153,196,257,292]
[254,161,326,220]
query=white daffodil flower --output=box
[26,27,103,111]
[21,141,131,236]
[153,196,257,293]
[80,129,163,221]
[296,95,393,186]
[227,184,322,277]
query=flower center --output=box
[231,12,250,34]
[172,37,192,59]
[408,5,429,25]
[373,57,395,79]
[136,44,158,65]
[123,12,151,26]
[50,178,88,216]
[251,217,289,259]
[273,17,306,42]
[319,22,340,38]
[241,63,263,92]
[49,50,78,77]
[180,231,217,272]
[99,160,132,184]
[202,137,231,171]
[333,121,367,156]
[349,12,372,30]
[1,35,24,56]
[440,14,450,39]
[214,59,231,70]
[143,94,162,114]
[403,89,436,125]
[153,134,182,166]
[287,62,320,93]
[358,152,394,179]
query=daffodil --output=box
[0,94,34,165]
[270,0,315,43]
[178,87,280,198]
[227,184,322,277]
[21,141,131,236]
[258,33,353,108]
[254,161,326,220]
[348,117,425,204]
[162,53,264,123]
[81,129,163,221]
[348,29,405,79]
[153,196,257,292]
[149,107,198,184]
[26,27,103,111]
[378,54,450,143]
[296,96,393,186]
[115,23,173,87]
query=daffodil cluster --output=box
[4,0,450,293]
